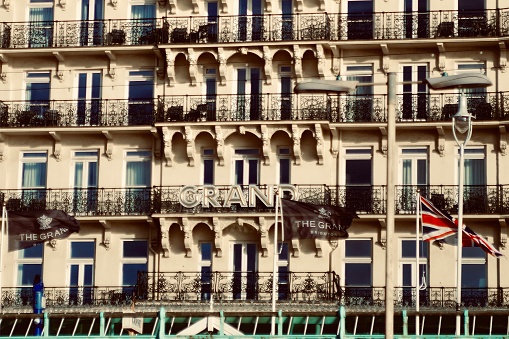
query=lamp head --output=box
[452,92,473,146]
[453,111,471,134]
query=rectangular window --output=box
[122,240,148,295]
[344,148,372,213]
[128,70,154,125]
[400,239,429,306]
[457,63,492,119]
[125,150,151,214]
[347,0,373,40]
[200,242,213,300]
[69,241,95,305]
[77,72,101,125]
[400,64,428,120]
[25,72,51,122]
[461,147,487,214]
[207,2,219,42]
[131,4,156,45]
[278,147,291,184]
[73,151,99,214]
[29,1,54,48]
[203,149,215,185]
[17,245,43,286]
[280,66,292,120]
[345,65,373,122]
[21,151,47,210]
[462,245,487,306]
[234,149,260,185]
[399,148,428,212]
[344,239,372,304]
[277,242,290,300]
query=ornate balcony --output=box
[0,99,156,128]
[1,9,508,49]
[2,185,509,217]
[1,92,508,128]
[2,278,508,312]
[395,185,509,215]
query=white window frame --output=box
[71,150,99,188]
[124,150,152,188]
[16,247,44,287]
[120,239,148,286]
[398,147,428,185]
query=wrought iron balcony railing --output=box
[136,271,341,303]
[2,185,509,217]
[345,286,509,309]
[0,99,156,127]
[2,281,508,311]
[395,185,509,215]
[1,9,509,49]
[1,92,508,128]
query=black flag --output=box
[281,199,357,240]
[7,210,80,251]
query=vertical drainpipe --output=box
[339,305,346,339]
[385,72,397,339]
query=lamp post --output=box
[452,89,473,336]
[424,72,490,337]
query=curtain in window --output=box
[131,5,156,45]
[126,161,150,187]
[29,8,54,48]
[22,163,47,188]
[464,158,485,185]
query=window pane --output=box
[462,264,486,288]
[345,263,372,286]
[18,264,42,286]
[345,240,372,257]
[463,246,485,258]
[402,240,428,258]
[204,159,214,185]
[279,158,290,184]
[71,241,95,259]
[19,245,43,259]
[346,160,371,185]
[201,243,212,261]
[122,263,147,285]
[123,241,148,258]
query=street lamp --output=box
[451,88,472,336]
[425,72,491,336]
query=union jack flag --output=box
[420,195,457,242]
[419,195,503,258]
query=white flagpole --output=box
[271,189,280,335]
[415,190,420,336]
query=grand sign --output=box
[179,184,297,208]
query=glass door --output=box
[29,2,54,48]
[77,72,101,125]
[400,148,428,212]
[80,0,104,46]
[232,243,258,300]
[131,4,156,45]
[401,65,428,120]
[281,0,293,40]
[73,151,98,214]
[69,241,95,305]
[404,0,429,38]
[238,0,263,41]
